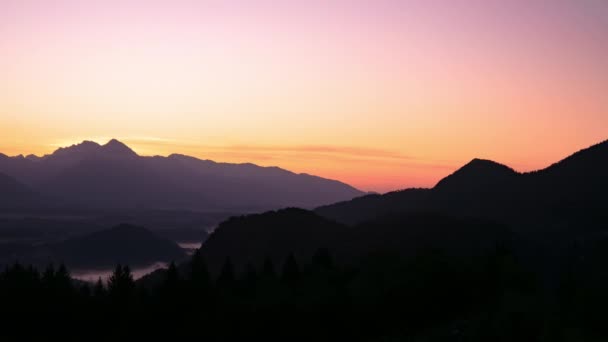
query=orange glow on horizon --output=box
[1,136,602,193]
[1,1,607,192]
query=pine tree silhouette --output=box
[56,263,72,291]
[262,257,277,280]
[93,277,105,298]
[217,257,235,289]
[42,264,55,287]
[164,261,180,293]
[311,248,334,271]
[190,250,211,289]
[281,253,300,285]
[108,264,135,303]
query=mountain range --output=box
[0,139,364,213]
[2,138,607,276]
[316,139,608,230]
[192,139,608,273]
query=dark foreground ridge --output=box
[2,227,607,340]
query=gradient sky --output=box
[1,0,607,192]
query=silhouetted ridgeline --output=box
[316,139,608,229]
[0,139,363,213]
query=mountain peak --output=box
[51,140,101,157]
[48,139,137,160]
[81,140,101,146]
[434,158,517,191]
[25,154,41,161]
[101,139,138,157]
[464,158,509,169]
[105,138,122,145]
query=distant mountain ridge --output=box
[0,139,364,212]
[316,139,608,230]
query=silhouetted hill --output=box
[0,210,215,264]
[17,224,187,269]
[198,208,508,274]
[316,139,608,230]
[0,139,364,212]
[522,139,608,224]
[199,208,349,274]
[527,139,608,193]
[434,158,518,192]
[540,139,608,176]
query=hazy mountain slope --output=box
[0,172,31,196]
[0,139,364,212]
[0,172,39,210]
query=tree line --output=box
[0,244,606,340]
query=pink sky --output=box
[1,0,607,192]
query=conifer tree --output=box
[281,253,300,285]
[55,263,72,291]
[108,264,135,301]
[312,248,334,271]
[93,277,106,298]
[190,250,211,289]
[262,257,277,280]
[164,261,180,293]
[217,257,235,289]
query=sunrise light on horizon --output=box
[1,0,607,192]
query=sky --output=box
[0,0,607,192]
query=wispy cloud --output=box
[41,137,457,192]
[219,144,415,161]
[122,139,454,168]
